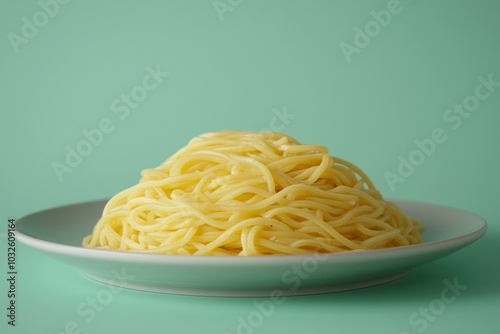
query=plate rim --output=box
[15,198,488,265]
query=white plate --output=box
[16,199,486,296]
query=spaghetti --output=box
[82,131,423,255]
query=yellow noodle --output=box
[82,130,423,255]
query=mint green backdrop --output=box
[1,1,499,333]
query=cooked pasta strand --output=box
[82,131,423,255]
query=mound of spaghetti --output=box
[82,131,423,255]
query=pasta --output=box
[82,131,423,255]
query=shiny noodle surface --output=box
[82,131,423,255]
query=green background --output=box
[1,0,499,333]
